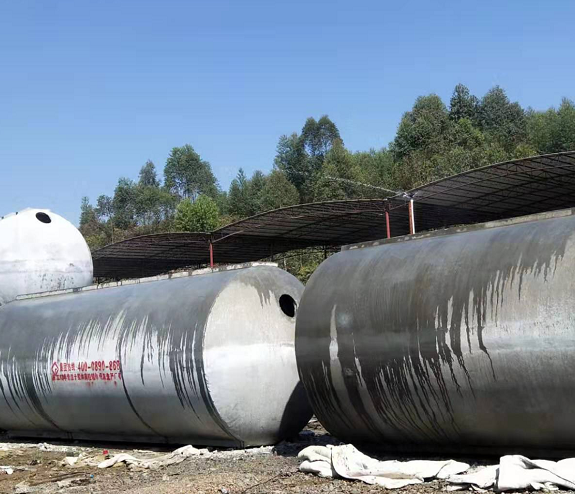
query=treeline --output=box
[80,84,575,251]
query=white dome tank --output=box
[0,208,93,305]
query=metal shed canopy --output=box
[93,151,575,279]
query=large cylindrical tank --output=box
[0,208,93,305]
[0,265,311,446]
[296,210,575,452]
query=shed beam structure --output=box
[93,152,575,279]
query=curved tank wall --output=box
[0,265,312,446]
[296,210,575,452]
[0,208,93,306]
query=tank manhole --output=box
[279,294,297,318]
[36,212,52,224]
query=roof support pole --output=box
[209,240,214,268]
[409,199,415,234]
[385,211,391,239]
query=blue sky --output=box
[1,0,574,224]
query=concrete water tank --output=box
[296,209,575,452]
[0,208,93,305]
[0,264,312,446]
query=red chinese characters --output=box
[51,360,123,385]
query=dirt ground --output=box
[0,421,568,494]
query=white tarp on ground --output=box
[298,445,469,489]
[298,445,575,491]
[97,445,205,469]
[448,455,575,491]
[57,444,274,471]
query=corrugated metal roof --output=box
[93,151,575,279]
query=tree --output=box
[352,149,397,197]
[261,170,299,211]
[228,168,252,218]
[526,108,557,153]
[300,116,341,158]
[553,98,575,151]
[157,187,179,224]
[134,185,164,226]
[79,197,98,231]
[164,145,219,200]
[392,94,449,160]
[300,115,342,193]
[447,118,484,150]
[478,86,526,150]
[95,195,113,221]
[249,170,267,213]
[79,197,107,250]
[479,86,512,130]
[138,160,160,187]
[527,99,575,154]
[274,133,309,196]
[93,194,115,242]
[214,190,230,216]
[78,87,575,267]
[272,117,342,203]
[449,84,479,122]
[313,139,358,201]
[112,178,137,229]
[174,195,220,232]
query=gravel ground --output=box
[0,421,571,494]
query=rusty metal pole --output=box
[385,211,391,239]
[408,199,415,234]
[209,241,214,268]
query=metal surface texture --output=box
[0,265,311,446]
[0,208,93,305]
[296,208,575,452]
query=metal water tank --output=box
[0,208,93,305]
[296,209,575,452]
[0,264,311,446]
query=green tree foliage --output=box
[133,162,176,227]
[276,248,336,284]
[80,196,97,229]
[273,116,342,202]
[138,160,160,187]
[79,197,108,250]
[478,86,526,150]
[261,170,299,210]
[213,190,230,219]
[228,169,252,218]
[249,170,266,212]
[112,178,137,230]
[134,185,163,226]
[313,140,355,201]
[527,98,575,153]
[300,115,341,159]
[81,86,575,282]
[449,84,479,123]
[392,94,449,161]
[351,149,397,197]
[387,85,537,189]
[164,145,219,200]
[174,195,220,232]
[274,133,309,196]
[227,169,283,217]
[95,195,113,221]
